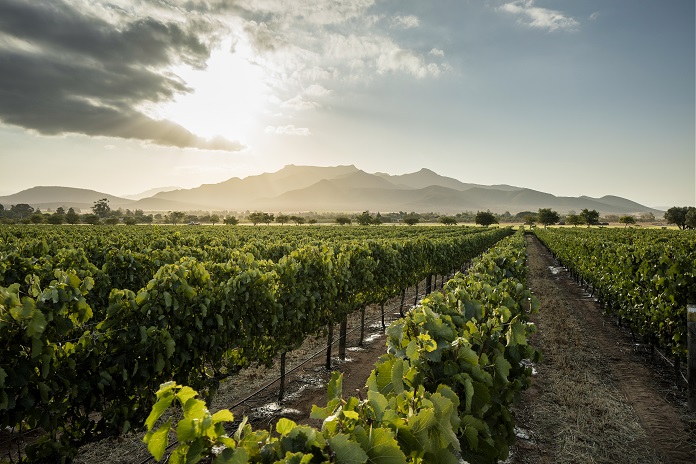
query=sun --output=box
[152,39,270,142]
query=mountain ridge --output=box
[0,165,663,215]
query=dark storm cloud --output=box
[0,0,243,151]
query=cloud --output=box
[264,125,312,136]
[429,48,445,57]
[390,15,420,29]
[304,84,331,98]
[589,12,600,21]
[281,95,319,111]
[377,49,442,78]
[498,0,579,32]
[244,20,281,53]
[0,0,243,151]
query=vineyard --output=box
[534,227,696,360]
[0,225,513,461]
[139,230,539,464]
[2,224,694,463]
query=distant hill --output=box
[121,186,181,200]
[0,165,663,215]
[0,186,134,212]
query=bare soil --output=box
[510,235,695,464]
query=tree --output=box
[210,214,220,225]
[685,207,696,229]
[290,215,305,225]
[307,218,318,224]
[168,211,186,225]
[123,216,138,226]
[580,209,600,226]
[275,214,290,225]
[475,211,498,227]
[514,211,535,222]
[30,213,45,224]
[335,216,352,225]
[356,211,374,226]
[565,214,582,227]
[664,206,688,229]
[374,212,383,225]
[639,212,655,222]
[104,217,119,225]
[223,215,239,225]
[92,198,110,218]
[65,207,80,224]
[248,211,272,225]
[403,213,420,226]
[523,214,537,226]
[619,215,636,227]
[83,214,100,225]
[537,208,560,228]
[10,204,34,220]
[47,213,65,224]
[439,216,457,226]
[55,206,65,216]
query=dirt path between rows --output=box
[511,235,695,464]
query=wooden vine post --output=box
[326,323,333,370]
[278,352,287,402]
[338,318,348,360]
[688,303,696,412]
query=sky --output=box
[0,0,693,208]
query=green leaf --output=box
[165,336,176,358]
[327,372,343,401]
[328,434,368,464]
[389,360,404,394]
[494,354,511,382]
[366,427,406,464]
[176,418,198,442]
[367,390,388,422]
[155,353,165,373]
[214,447,248,464]
[176,386,198,405]
[505,317,527,347]
[26,309,47,337]
[145,395,175,430]
[457,344,479,366]
[212,409,234,424]
[276,417,296,436]
[144,420,171,461]
[183,398,208,420]
[0,367,7,387]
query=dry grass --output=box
[512,236,664,464]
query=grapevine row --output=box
[143,230,539,464]
[534,227,696,358]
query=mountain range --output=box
[0,165,662,215]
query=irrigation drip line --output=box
[135,286,434,464]
[0,428,38,449]
[652,345,688,385]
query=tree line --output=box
[1,198,691,228]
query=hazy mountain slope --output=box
[152,165,360,208]
[0,165,662,215]
[377,168,477,191]
[121,186,180,200]
[0,186,133,209]
[581,195,655,212]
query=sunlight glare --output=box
[153,40,269,142]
